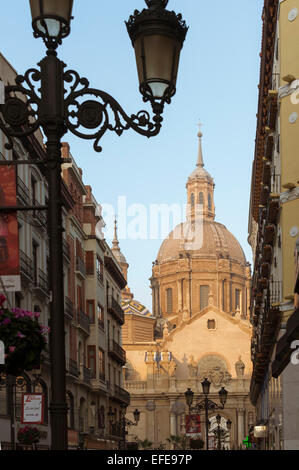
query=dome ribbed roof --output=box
[156,219,246,264]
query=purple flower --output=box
[9,346,16,353]
[17,331,26,339]
[2,318,11,325]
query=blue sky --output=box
[0,1,263,309]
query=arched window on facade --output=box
[15,373,31,420]
[208,193,212,211]
[199,192,204,205]
[166,288,173,314]
[190,193,195,208]
[34,378,48,424]
[66,391,75,429]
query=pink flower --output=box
[9,346,16,353]
[2,318,11,325]
[17,331,26,339]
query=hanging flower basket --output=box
[0,295,48,376]
[17,426,41,445]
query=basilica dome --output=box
[150,131,250,322]
[157,219,246,265]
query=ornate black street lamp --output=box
[0,0,187,451]
[109,406,140,450]
[185,379,228,451]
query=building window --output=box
[96,257,104,282]
[86,300,95,323]
[200,285,209,310]
[88,345,96,379]
[33,379,48,424]
[208,193,212,211]
[166,288,173,314]
[99,348,105,381]
[98,304,104,330]
[67,391,75,429]
[207,319,216,330]
[190,193,195,208]
[199,192,204,205]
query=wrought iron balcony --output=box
[113,385,130,406]
[75,256,86,279]
[17,177,30,206]
[68,358,79,377]
[77,309,90,334]
[107,296,124,325]
[82,366,91,385]
[65,296,74,320]
[34,268,49,294]
[109,340,126,366]
[32,200,47,228]
[20,249,33,281]
[62,239,70,263]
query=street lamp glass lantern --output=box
[219,387,228,406]
[184,388,194,407]
[216,414,221,425]
[133,408,140,424]
[126,0,188,102]
[29,0,73,43]
[201,378,211,396]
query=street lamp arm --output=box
[192,398,224,412]
[64,69,163,153]
[0,60,164,154]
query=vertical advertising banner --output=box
[185,414,201,436]
[0,165,21,291]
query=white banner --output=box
[22,394,44,424]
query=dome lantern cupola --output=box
[186,130,215,221]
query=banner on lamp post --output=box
[0,165,21,292]
[21,393,44,424]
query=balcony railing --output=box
[109,340,126,366]
[270,281,282,305]
[32,201,47,228]
[62,239,70,262]
[75,256,86,278]
[113,385,130,406]
[77,309,90,334]
[35,268,49,294]
[107,296,124,325]
[65,297,74,320]
[82,366,91,385]
[68,358,79,377]
[97,270,103,283]
[17,177,30,206]
[20,250,33,281]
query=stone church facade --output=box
[118,131,255,449]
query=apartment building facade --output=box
[0,53,129,450]
[248,0,299,450]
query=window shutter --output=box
[86,251,94,275]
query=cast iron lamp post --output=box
[0,0,187,451]
[119,406,140,450]
[214,415,232,450]
[185,379,228,451]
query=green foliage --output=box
[190,438,204,449]
[166,435,187,450]
[134,437,153,450]
[17,426,41,445]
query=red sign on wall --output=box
[0,165,20,291]
[186,414,201,435]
